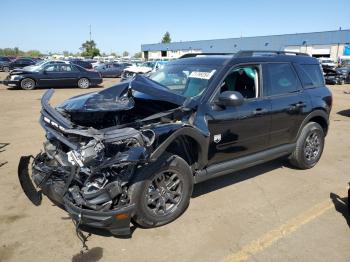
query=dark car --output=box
[69,59,93,70]
[0,56,13,71]
[18,51,332,237]
[95,62,132,77]
[322,64,347,85]
[3,63,102,90]
[336,67,350,84]
[4,58,36,71]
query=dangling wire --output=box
[72,212,92,254]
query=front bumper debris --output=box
[18,154,136,238]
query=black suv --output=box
[19,51,332,237]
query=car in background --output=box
[69,59,93,70]
[322,65,347,85]
[336,67,350,84]
[4,58,36,72]
[95,62,132,78]
[121,61,167,81]
[3,63,102,90]
[318,57,337,68]
[0,56,13,71]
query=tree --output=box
[80,40,100,58]
[122,51,129,57]
[161,31,171,43]
[133,52,142,58]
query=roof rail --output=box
[179,53,235,59]
[234,50,309,58]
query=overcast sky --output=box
[1,0,349,55]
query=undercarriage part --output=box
[18,156,42,206]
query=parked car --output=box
[318,57,337,68]
[336,67,350,84]
[0,56,13,71]
[22,60,69,71]
[322,65,347,85]
[69,59,93,70]
[18,51,331,237]
[3,63,102,90]
[95,62,132,77]
[121,61,167,81]
[4,58,36,72]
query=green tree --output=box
[80,40,100,58]
[133,52,142,58]
[122,51,129,57]
[161,31,171,43]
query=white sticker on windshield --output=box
[189,70,216,80]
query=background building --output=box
[141,29,350,61]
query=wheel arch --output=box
[150,127,208,170]
[295,109,329,141]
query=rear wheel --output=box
[20,78,35,90]
[3,66,9,72]
[289,122,325,169]
[77,77,90,88]
[129,153,193,228]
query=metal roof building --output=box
[141,29,350,60]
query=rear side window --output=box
[265,63,301,96]
[298,64,325,88]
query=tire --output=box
[77,77,90,89]
[339,79,345,85]
[129,152,193,228]
[3,66,10,72]
[289,122,325,169]
[20,78,36,90]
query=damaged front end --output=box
[18,77,192,237]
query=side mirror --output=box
[217,91,244,107]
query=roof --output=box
[142,29,350,53]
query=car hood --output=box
[57,74,188,113]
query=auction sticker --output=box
[189,70,216,80]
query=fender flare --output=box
[150,126,209,168]
[295,109,329,141]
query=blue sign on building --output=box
[344,45,350,56]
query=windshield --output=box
[149,63,218,98]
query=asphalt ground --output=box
[0,71,350,262]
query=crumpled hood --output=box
[57,75,187,113]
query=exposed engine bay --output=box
[18,75,197,238]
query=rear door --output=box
[263,63,311,147]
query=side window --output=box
[60,65,72,72]
[265,63,301,96]
[45,65,59,72]
[298,64,325,88]
[220,65,259,99]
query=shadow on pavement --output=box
[337,109,350,117]
[72,247,103,262]
[193,158,286,198]
[330,192,350,227]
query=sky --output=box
[0,0,349,55]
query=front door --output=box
[206,64,271,165]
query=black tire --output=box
[339,79,345,85]
[20,78,36,90]
[289,122,325,169]
[3,66,10,72]
[77,77,90,88]
[129,152,193,228]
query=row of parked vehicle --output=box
[0,56,170,90]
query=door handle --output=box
[253,108,267,116]
[289,102,306,111]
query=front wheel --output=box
[3,66,10,72]
[20,78,36,90]
[289,122,325,169]
[129,153,193,228]
[77,78,90,88]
